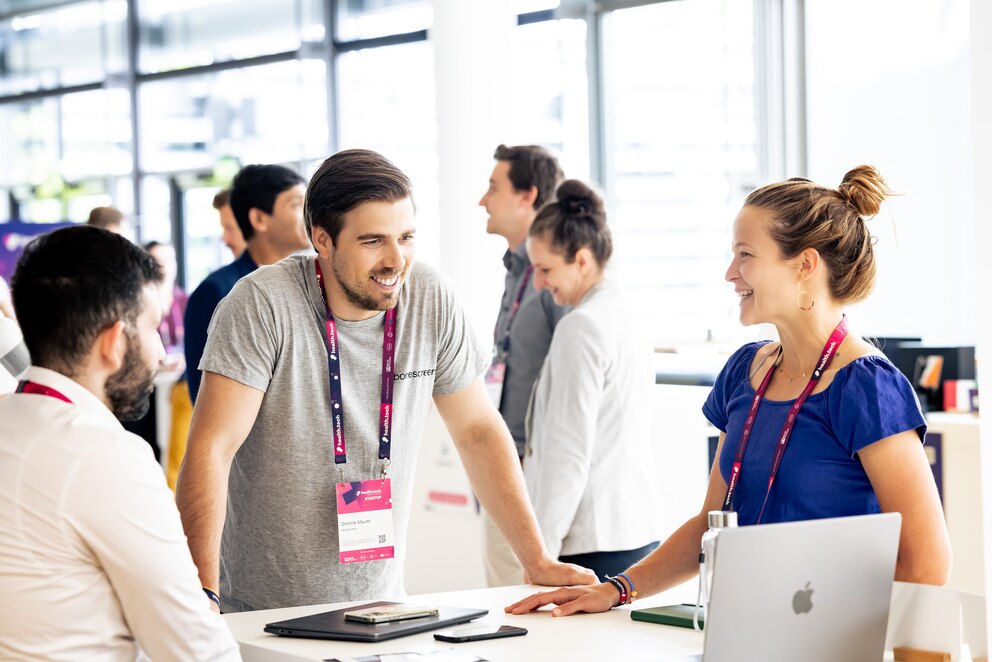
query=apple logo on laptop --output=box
[792,582,814,614]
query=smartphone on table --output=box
[433,624,527,643]
[343,604,439,624]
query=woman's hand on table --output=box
[505,582,618,617]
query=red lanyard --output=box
[16,381,73,404]
[315,262,397,476]
[498,265,534,354]
[722,316,849,523]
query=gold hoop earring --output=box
[797,282,815,311]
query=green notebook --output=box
[630,603,704,629]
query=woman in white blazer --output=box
[523,179,664,582]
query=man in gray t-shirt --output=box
[176,149,595,613]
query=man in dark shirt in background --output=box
[184,165,309,402]
[478,144,567,586]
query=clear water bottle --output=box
[0,316,29,380]
[699,510,737,609]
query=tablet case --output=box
[264,600,488,642]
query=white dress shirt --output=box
[524,278,666,558]
[0,367,240,661]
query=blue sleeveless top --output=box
[703,341,927,526]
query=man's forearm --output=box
[176,446,231,592]
[453,412,550,572]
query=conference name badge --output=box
[484,362,507,408]
[335,478,395,564]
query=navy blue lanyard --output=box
[498,265,534,354]
[315,261,397,473]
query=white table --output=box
[223,584,704,662]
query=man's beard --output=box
[332,258,403,312]
[105,332,156,422]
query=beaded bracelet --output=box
[606,577,628,607]
[617,572,638,603]
[203,586,221,607]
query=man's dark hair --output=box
[305,149,413,245]
[493,144,563,210]
[86,206,124,230]
[11,226,161,377]
[212,188,231,210]
[228,165,305,241]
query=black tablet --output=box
[264,601,488,642]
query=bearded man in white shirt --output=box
[0,226,240,661]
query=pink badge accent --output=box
[336,479,392,515]
[340,546,395,564]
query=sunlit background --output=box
[0,0,977,349]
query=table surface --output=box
[223,584,705,662]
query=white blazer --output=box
[524,277,665,558]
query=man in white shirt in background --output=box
[0,226,240,661]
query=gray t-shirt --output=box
[200,256,488,612]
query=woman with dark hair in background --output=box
[522,179,664,581]
[508,165,951,617]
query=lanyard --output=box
[16,380,73,404]
[722,316,849,523]
[497,265,534,355]
[315,261,397,478]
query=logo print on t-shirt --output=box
[393,368,437,381]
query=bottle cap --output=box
[707,510,738,529]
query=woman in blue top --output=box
[507,165,952,617]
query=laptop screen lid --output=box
[702,512,901,662]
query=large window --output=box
[335,0,431,41]
[61,89,133,181]
[0,0,783,345]
[506,17,590,181]
[338,40,438,264]
[0,88,133,222]
[603,0,759,344]
[0,0,126,95]
[182,182,234,289]
[137,0,323,73]
[139,59,327,174]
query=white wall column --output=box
[405,1,522,593]
[971,0,992,642]
[432,0,515,337]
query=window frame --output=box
[0,0,800,302]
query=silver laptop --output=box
[699,512,901,662]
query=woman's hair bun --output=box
[555,179,605,229]
[838,165,890,218]
[531,177,612,265]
